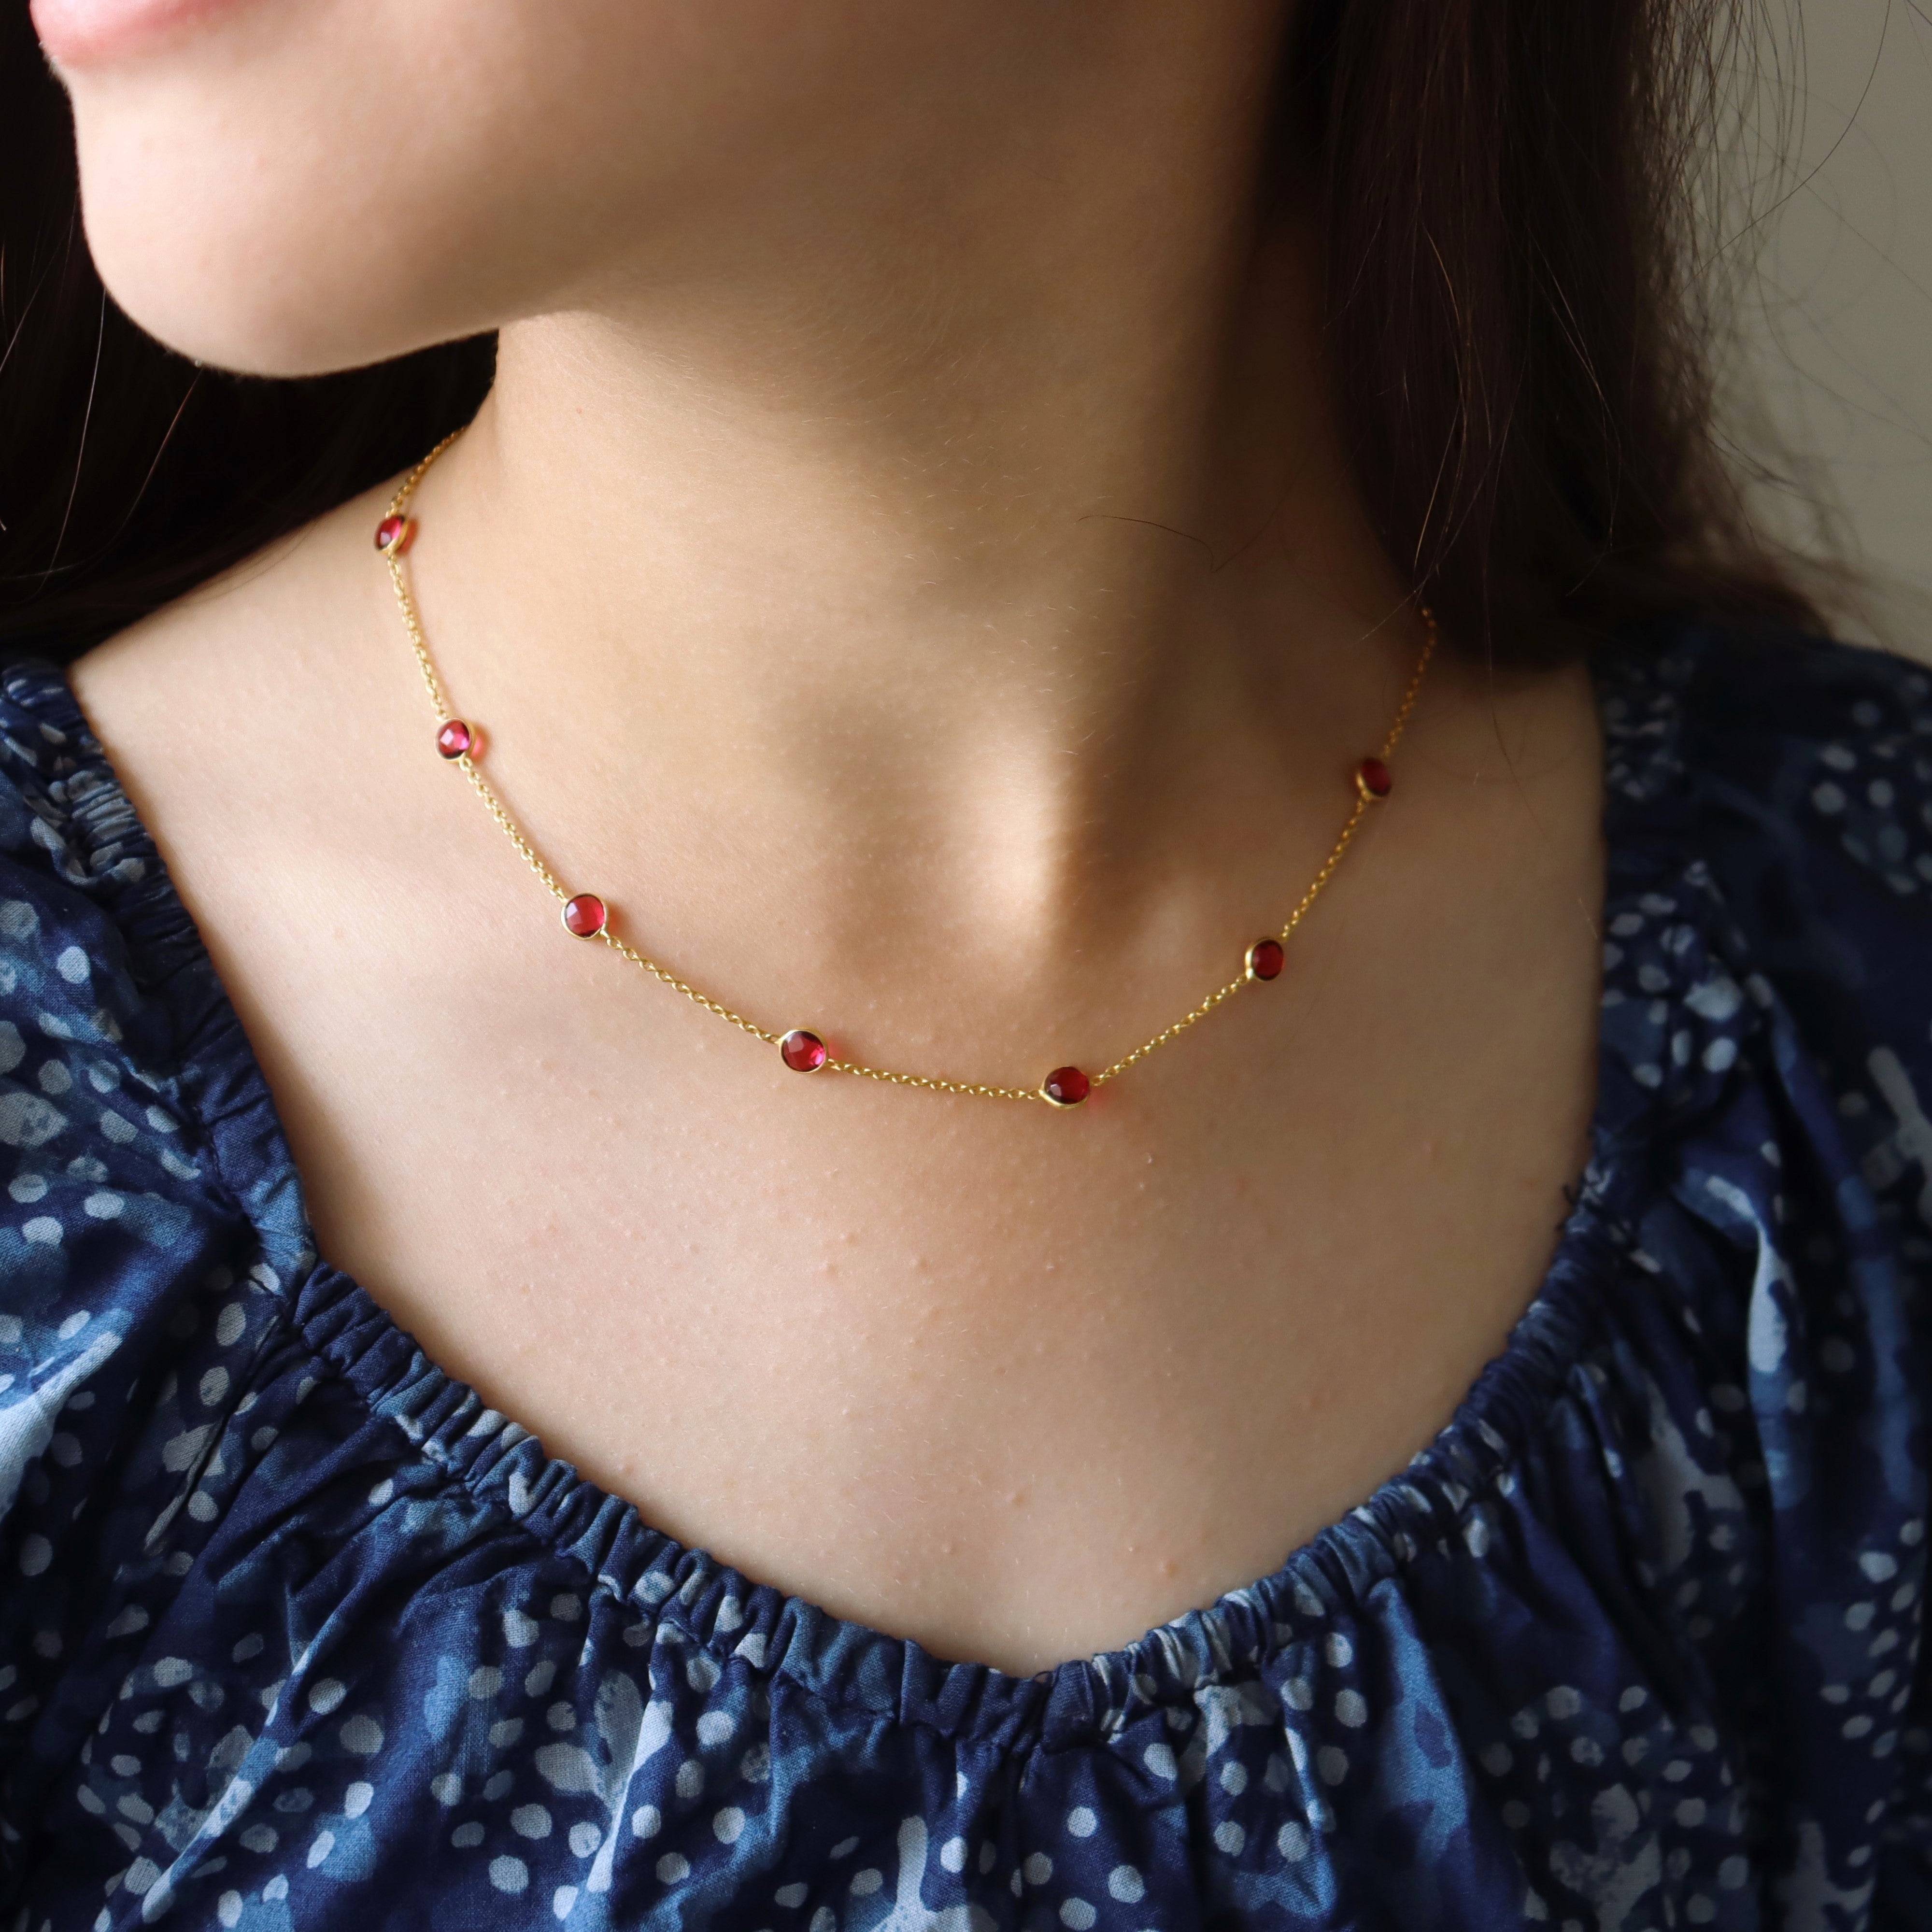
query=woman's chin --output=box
[71,135,468,380]
[30,0,253,70]
[81,231,422,382]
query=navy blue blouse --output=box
[2,623,1932,1932]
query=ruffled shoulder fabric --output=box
[0,624,1929,1932]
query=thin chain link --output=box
[382,431,1435,1106]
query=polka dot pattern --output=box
[0,632,1930,1926]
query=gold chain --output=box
[379,429,1435,1107]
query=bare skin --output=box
[55,1,1604,1676]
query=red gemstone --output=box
[375,515,416,554]
[562,893,607,938]
[1042,1065,1091,1108]
[436,719,474,760]
[1247,938,1285,981]
[780,1029,828,1073]
[1357,756,1393,800]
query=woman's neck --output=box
[398,21,1435,1003]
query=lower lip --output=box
[30,0,242,66]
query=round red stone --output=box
[1357,756,1393,800]
[780,1029,828,1072]
[375,514,416,554]
[562,893,607,938]
[1246,937,1285,981]
[1041,1065,1091,1108]
[436,719,474,760]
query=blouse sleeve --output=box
[0,660,293,1863]
[1683,635,1932,1919]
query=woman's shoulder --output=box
[1597,613,1932,926]
[0,653,312,1290]
[1677,616,1928,817]
[1597,611,1929,802]
[0,483,406,1243]
[1596,615,1932,1268]
[0,656,193,1151]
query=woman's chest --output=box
[213,894,1597,1675]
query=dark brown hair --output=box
[0,0,1813,665]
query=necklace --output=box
[377,431,1435,1108]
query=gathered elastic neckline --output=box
[0,632,1755,1752]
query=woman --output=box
[1,0,1927,1924]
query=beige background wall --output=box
[1739,0,1932,653]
